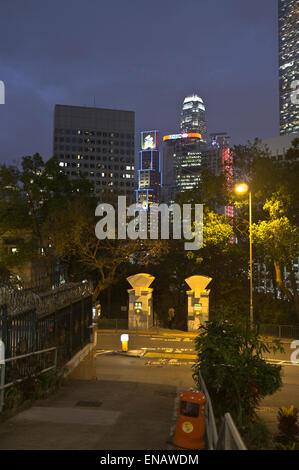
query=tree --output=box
[233,140,299,320]
[45,196,169,301]
[252,193,298,317]
[0,154,93,287]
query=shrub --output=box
[192,319,283,425]
[273,406,299,450]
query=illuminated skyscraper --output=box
[136,130,161,210]
[209,133,234,222]
[279,0,299,135]
[180,94,207,142]
[162,132,206,202]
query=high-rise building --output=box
[180,94,207,142]
[208,133,234,222]
[136,130,161,210]
[261,132,299,160]
[278,0,299,135]
[53,104,135,202]
[162,132,206,202]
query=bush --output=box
[273,406,299,450]
[239,416,272,450]
[192,319,283,425]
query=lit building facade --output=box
[53,104,135,202]
[162,133,206,202]
[180,95,207,142]
[205,133,234,238]
[278,0,299,135]
[136,130,161,210]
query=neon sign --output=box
[141,130,159,150]
[163,133,202,141]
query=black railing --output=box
[97,318,128,330]
[259,324,299,340]
[1,291,92,367]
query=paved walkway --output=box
[0,351,194,450]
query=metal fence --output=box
[216,413,247,450]
[196,370,219,450]
[197,370,247,450]
[0,284,93,366]
[98,318,128,330]
[259,324,299,339]
[0,347,57,413]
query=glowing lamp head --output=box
[234,183,249,195]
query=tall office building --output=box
[261,132,299,160]
[53,104,135,202]
[162,132,206,202]
[208,133,234,221]
[180,94,207,142]
[136,130,161,210]
[278,0,299,135]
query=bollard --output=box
[120,334,129,352]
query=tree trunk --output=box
[107,286,111,316]
[92,282,103,303]
[289,267,299,320]
[274,261,294,302]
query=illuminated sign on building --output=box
[194,303,202,313]
[163,132,202,141]
[141,130,159,150]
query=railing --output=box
[197,370,247,450]
[259,324,299,340]
[97,318,128,330]
[0,347,57,413]
[216,413,247,450]
[196,370,218,450]
[1,294,93,363]
[0,281,93,316]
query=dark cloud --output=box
[0,0,279,164]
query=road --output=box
[96,330,299,365]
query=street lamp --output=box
[234,183,253,327]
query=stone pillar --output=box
[127,273,155,330]
[185,275,212,332]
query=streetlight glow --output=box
[234,183,249,195]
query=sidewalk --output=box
[0,350,194,450]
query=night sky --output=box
[0,0,279,165]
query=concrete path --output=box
[0,351,194,450]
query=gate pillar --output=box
[185,276,212,332]
[127,274,155,330]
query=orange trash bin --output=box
[173,390,206,450]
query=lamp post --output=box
[234,183,253,327]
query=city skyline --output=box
[0,0,281,164]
